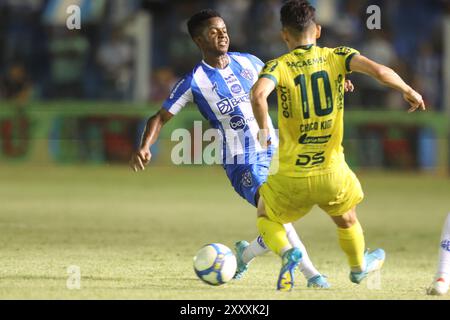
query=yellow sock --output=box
[337,221,365,271]
[257,217,291,256]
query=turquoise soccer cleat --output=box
[350,248,385,284]
[233,240,250,280]
[307,274,331,289]
[277,247,303,291]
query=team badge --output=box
[240,68,254,81]
[241,170,253,188]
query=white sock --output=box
[242,235,269,264]
[436,213,450,282]
[283,223,320,280]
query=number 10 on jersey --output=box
[294,70,334,119]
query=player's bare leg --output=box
[331,207,385,284]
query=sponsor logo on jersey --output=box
[169,79,185,99]
[231,84,242,94]
[279,86,291,118]
[240,68,254,81]
[441,239,450,252]
[333,46,352,56]
[286,57,327,68]
[262,60,278,73]
[299,133,331,144]
[216,94,250,115]
[229,115,247,130]
[241,170,253,188]
[224,74,238,84]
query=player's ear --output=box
[192,35,203,48]
[315,24,322,39]
[280,28,289,45]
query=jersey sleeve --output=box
[258,59,281,86]
[332,46,360,74]
[245,54,265,73]
[162,74,193,115]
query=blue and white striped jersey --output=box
[162,52,278,165]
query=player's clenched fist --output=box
[130,148,151,172]
[404,89,426,113]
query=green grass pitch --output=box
[0,163,449,300]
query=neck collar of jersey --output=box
[201,54,230,70]
[294,44,314,51]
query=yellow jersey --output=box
[259,44,359,177]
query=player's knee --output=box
[256,197,268,218]
[333,208,357,228]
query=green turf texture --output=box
[0,163,449,300]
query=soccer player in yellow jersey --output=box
[250,0,426,291]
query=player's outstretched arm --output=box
[250,77,276,148]
[349,54,426,113]
[130,108,173,172]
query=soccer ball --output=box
[193,243,237,286]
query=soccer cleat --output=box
[427,277,449,296]
[277,247,302,291]
[350,248,385,284]
[233,240,250,280]
[307,274,331,289]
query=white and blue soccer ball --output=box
[193,243,237,286]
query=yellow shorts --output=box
[259,162,364,224]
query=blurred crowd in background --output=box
[0,0,449,110]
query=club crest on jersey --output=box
[241,170,253,188]
[240,68,254,81]
[441,239,450,252]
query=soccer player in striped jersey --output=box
[251,0,425,291]
[130,9,357,288]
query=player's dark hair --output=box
[280,0,316,33]
[187,9,222,38]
